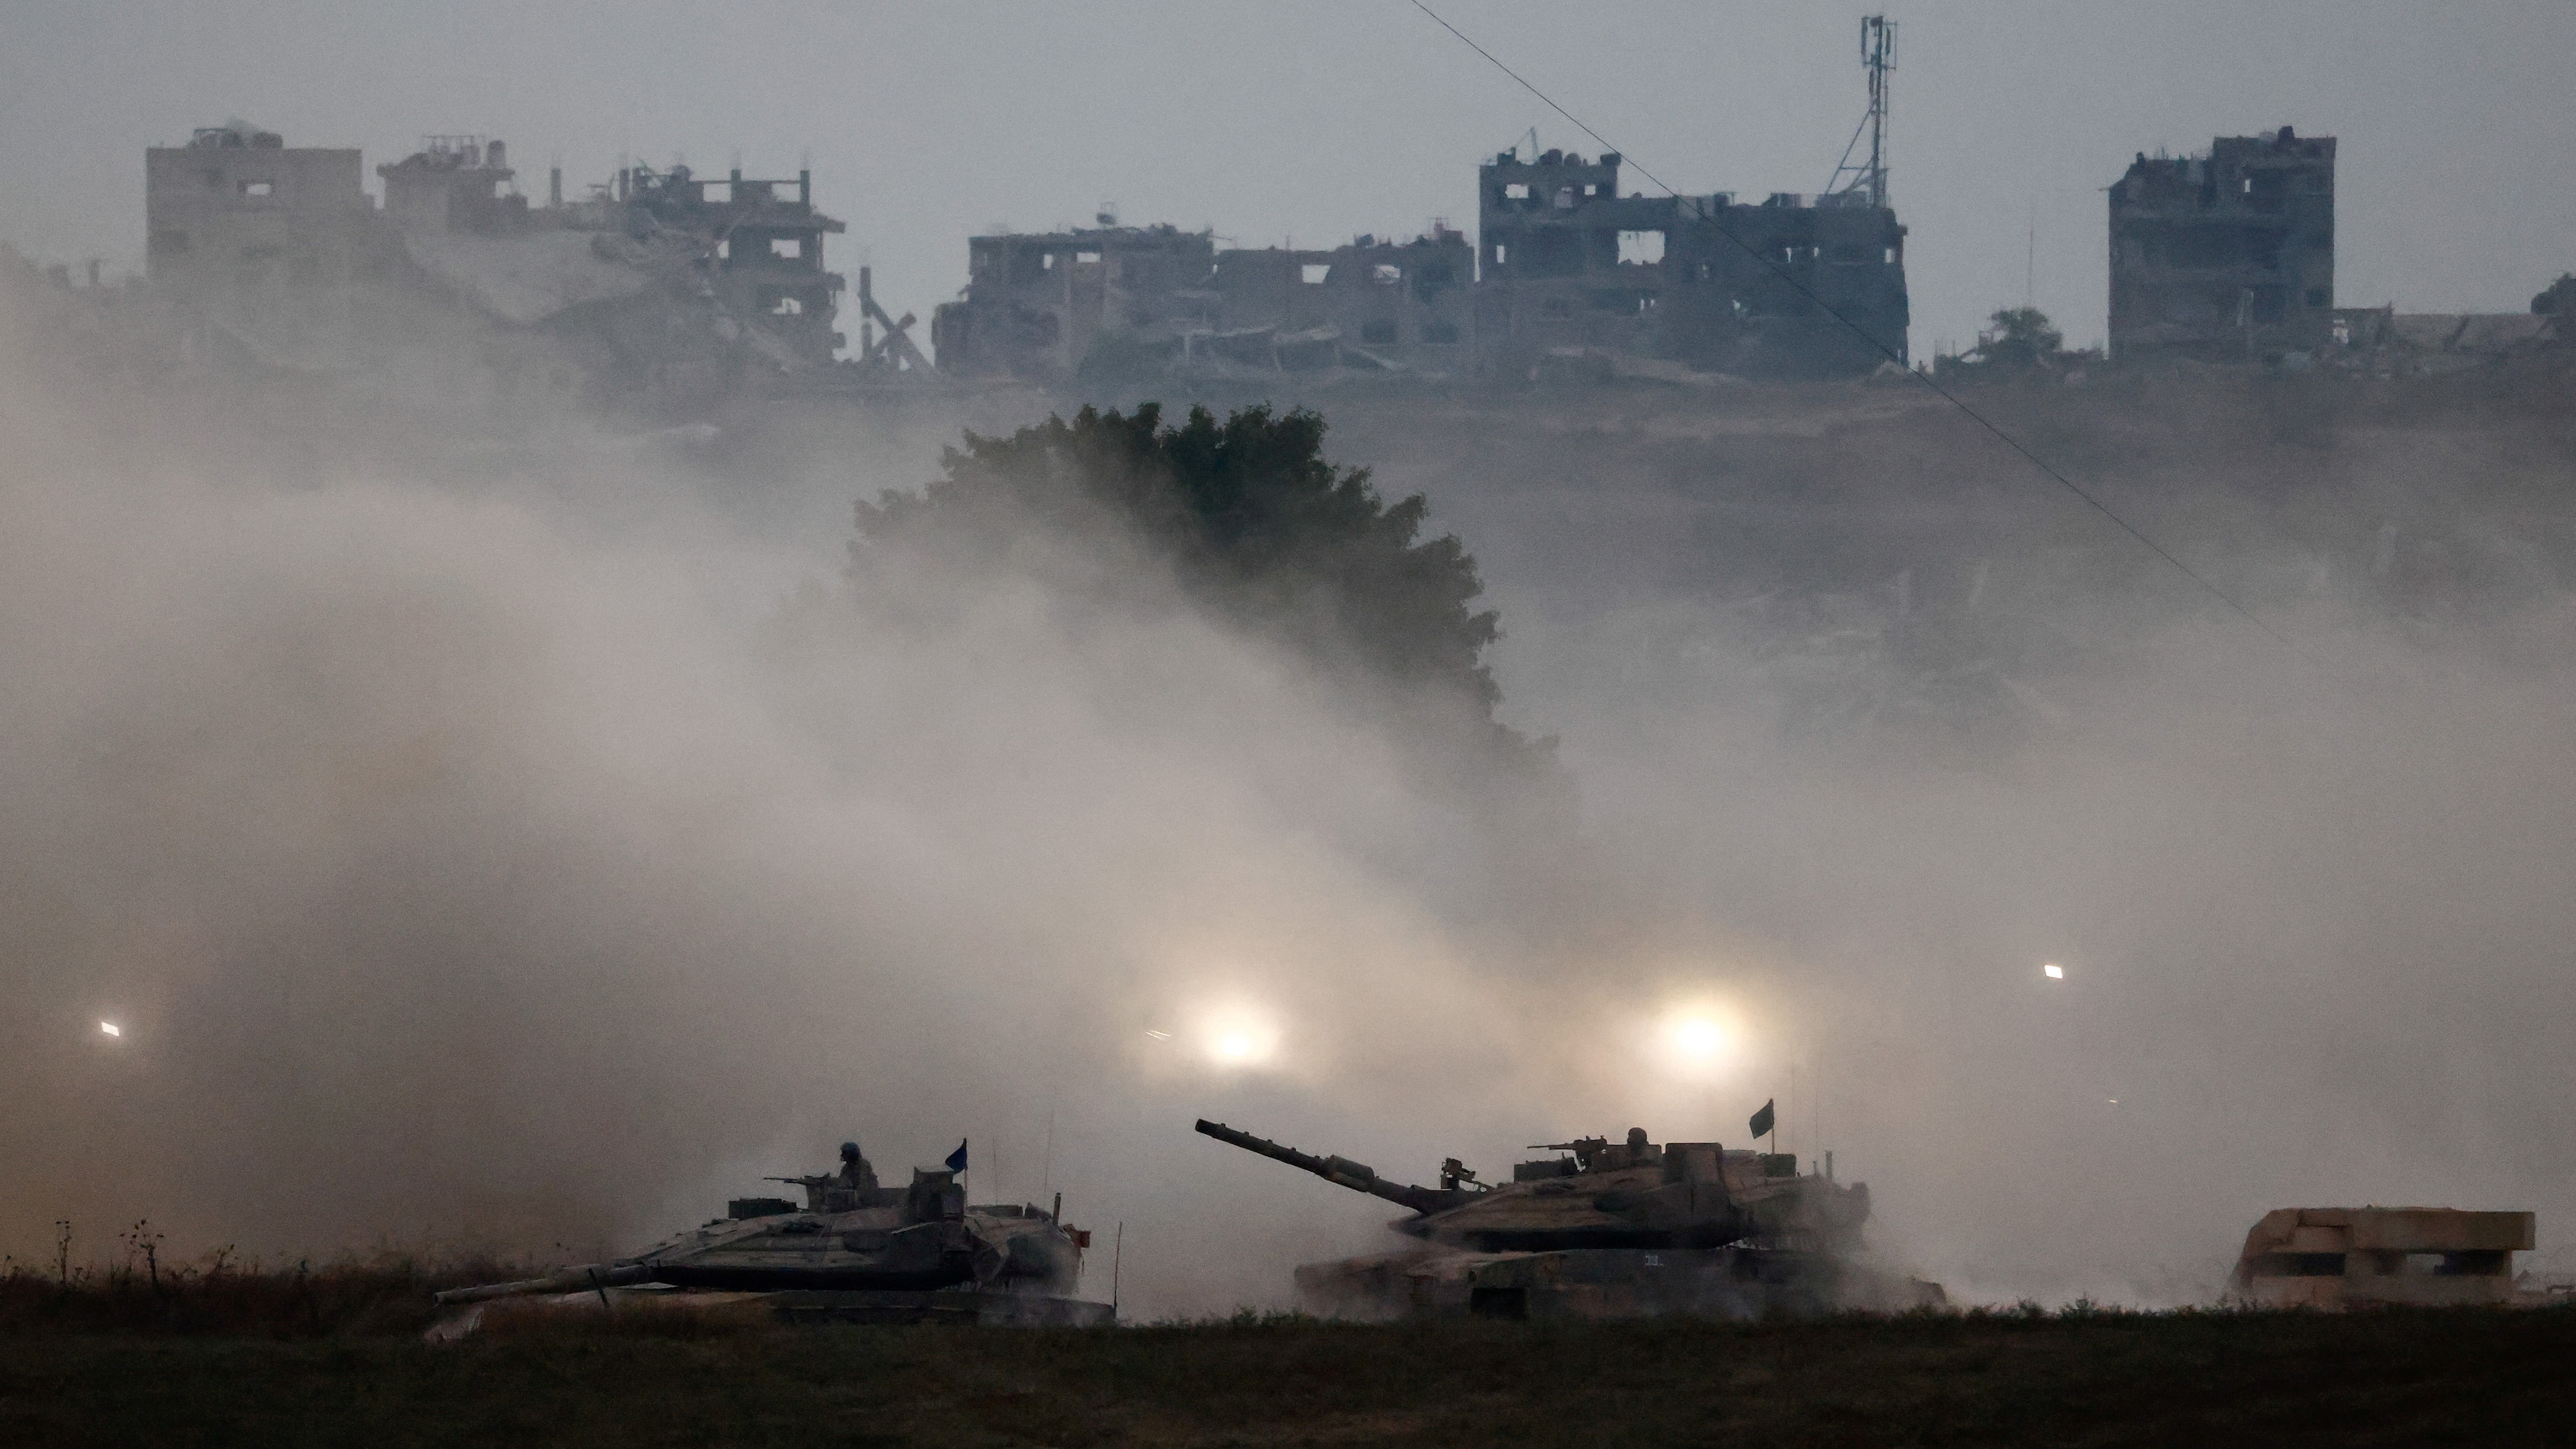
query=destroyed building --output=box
[931,152,1904,384]
[378,136,530,236]
[146,122,375,294]
[2109,127,2336,366]
[610,162,846,369]
[1474,149,1907,380]
[931,219,1477,380]
[134,121,894,411]
[1199,228,1474,372]
[931,222,1218,377]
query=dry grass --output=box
[0,1247,534,1338]
[4,1296,2573,1447]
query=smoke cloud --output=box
[6,261,2574,1314]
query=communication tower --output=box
[1824,15,1897,208]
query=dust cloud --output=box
[6,257,2575,1315]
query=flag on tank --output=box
[1748,1099,1775,1139]
[946,1139,969,1173]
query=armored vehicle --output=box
[434,1141,1113,1326]
[1196,1119,1941,1320]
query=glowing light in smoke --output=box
[2043,963,2065,980]
[1670,1016,1727,1061]
[98,1021,121,1038]
[1144,1030,1172,1040]
[1655,1005,1741,1079]
[1197,1008,1281,1069]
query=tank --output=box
[1195,1119,1943,1320]
[432,1141,1114,1327]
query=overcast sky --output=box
[4,0,2572,355]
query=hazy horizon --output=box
[5,0,2574,357]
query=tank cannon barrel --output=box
[432,1262,654,1306]
[1195,1119,1459,1216]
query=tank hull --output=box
[425,1284,1114,1341]
[1294,1246,1947,1322]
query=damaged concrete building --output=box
[931,222,1218,377]
[930,151,1904,384]
[1199,228,1474,371]
[932,15,1906,384]
[137,121,901,411]
[608,161,847,368]
[2231,1208,2535,1311]
[146,121,375,294]
[930,218,1475,379]
[2109,127,2337,366]
[1474,149,1907,380]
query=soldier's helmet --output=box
[841,1141,862,1161]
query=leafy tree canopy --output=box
[854,402,1506,723]
[1972,307,2067,369]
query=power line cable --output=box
[1404,0,2287,648]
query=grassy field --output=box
[4,1292,2573,1448]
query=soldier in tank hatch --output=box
[835,1141,880,1194]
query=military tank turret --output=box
[1196,1119,1940,1320]
[434,1140,1113,1327]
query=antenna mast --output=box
[1825,15,1898,207]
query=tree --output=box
[853,402,1511,732]
[1970,306,2065,370]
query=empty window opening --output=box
[1554,187,1576,209]
[1301,263,1331,284]
[1583,183,1598,196]
[1372,263,1402,284]
[1617,230,1665,266]
[2250,1252,2347,1277]
[701,182,730,204]
[1504,182,1530,201]
[2241,176,2254,194]
[770,238,803,259]
[239,180,274,197]
[771,297,804,315]
[1884,246,1899,264]
[1493,244,1507,266]
[1075,250,1102,264]
[1042,253,1056,270]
